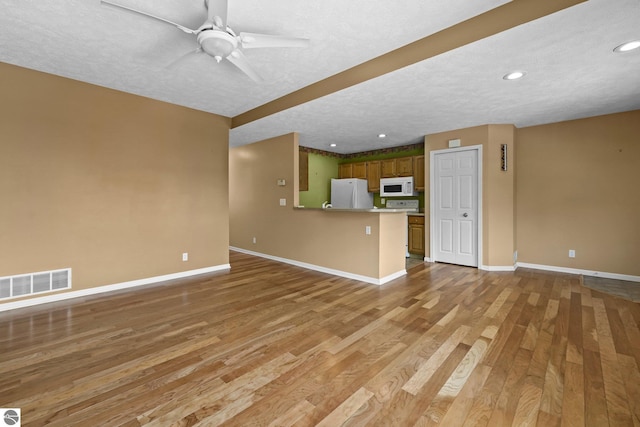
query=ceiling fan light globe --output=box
[197,30,237,60]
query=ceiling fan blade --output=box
[101,0,198,34]
[226,49,263,82]
[239,32,310,49]
[207,0,228,28]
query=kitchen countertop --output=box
[294,207,416,213]
[407,212,425,216]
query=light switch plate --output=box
[280,198,286,206]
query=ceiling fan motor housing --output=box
[197,30,237,61]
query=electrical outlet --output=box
[365,226,371,235]
[381,198,386,205]
[182,252,188,261]
[252,237,256,244]
[279,198,286,206]
[569,249,575,258]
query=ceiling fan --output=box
[101,0,310,81]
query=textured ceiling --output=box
[1,0,639,153]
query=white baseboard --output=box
[424,257,433,262]
[230,247,406,286]
[516,262,640,283]
[480,264,517,272]
[0,264,231,313]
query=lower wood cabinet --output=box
[408,215,425,256]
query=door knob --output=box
[462,213,468,217]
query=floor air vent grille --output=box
[0,268,71,300]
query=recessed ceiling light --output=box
[503,71,525,80]
[378,134,386,138]
[330,143,337,147]
[614,40,640,53]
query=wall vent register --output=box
[0,268,71,300]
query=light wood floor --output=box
[1,251,639,426]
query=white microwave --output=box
[380,177,416,197]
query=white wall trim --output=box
[516,262,640,283]
[230,247,406,286]
[424,257,433,262]
[480,264,517,272]
[0,264,231,313]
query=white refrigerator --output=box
[330,178,373,209]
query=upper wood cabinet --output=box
[338,163,353,179]
[381,159,396,178]
[367,161,381,192]
[413,155,425,192]
[381,157,413,178]
[338,154,425,193]
[340,162,366,179]
[352,162,367,179]
[396,157,413,177]
[299,150,309,191]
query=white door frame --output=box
[429,144,483,267]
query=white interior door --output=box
[432,149,478,267]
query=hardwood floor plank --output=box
[487,347,534,426]
[594,300,635,427]
[1,252,638,426]
[583,348,610,427]
[315,386,374,426]
[512,382,543,427]
[419,337,490,424]
[561,361,585,427]
[617,354,640,427]
[431,363,492,427]
[402,325,471,395]
[267,399,315,427]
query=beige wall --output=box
[229,134,406,281]
[517,111,640,276]
[424,124,516,267]
[0,62,231,303]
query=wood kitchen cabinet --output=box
[352,162,367,179]
[408,215,425,256]
[338,163,353,178]
[381,159,396,178]
[299,150,309,191]
[340,154,424,191]
[339,162,366,179]
[396,157,414,177]
[367,161,381,192]
[413,155,425,192]
[381,157,413,178]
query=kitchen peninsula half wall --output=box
[229,133,406,285]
